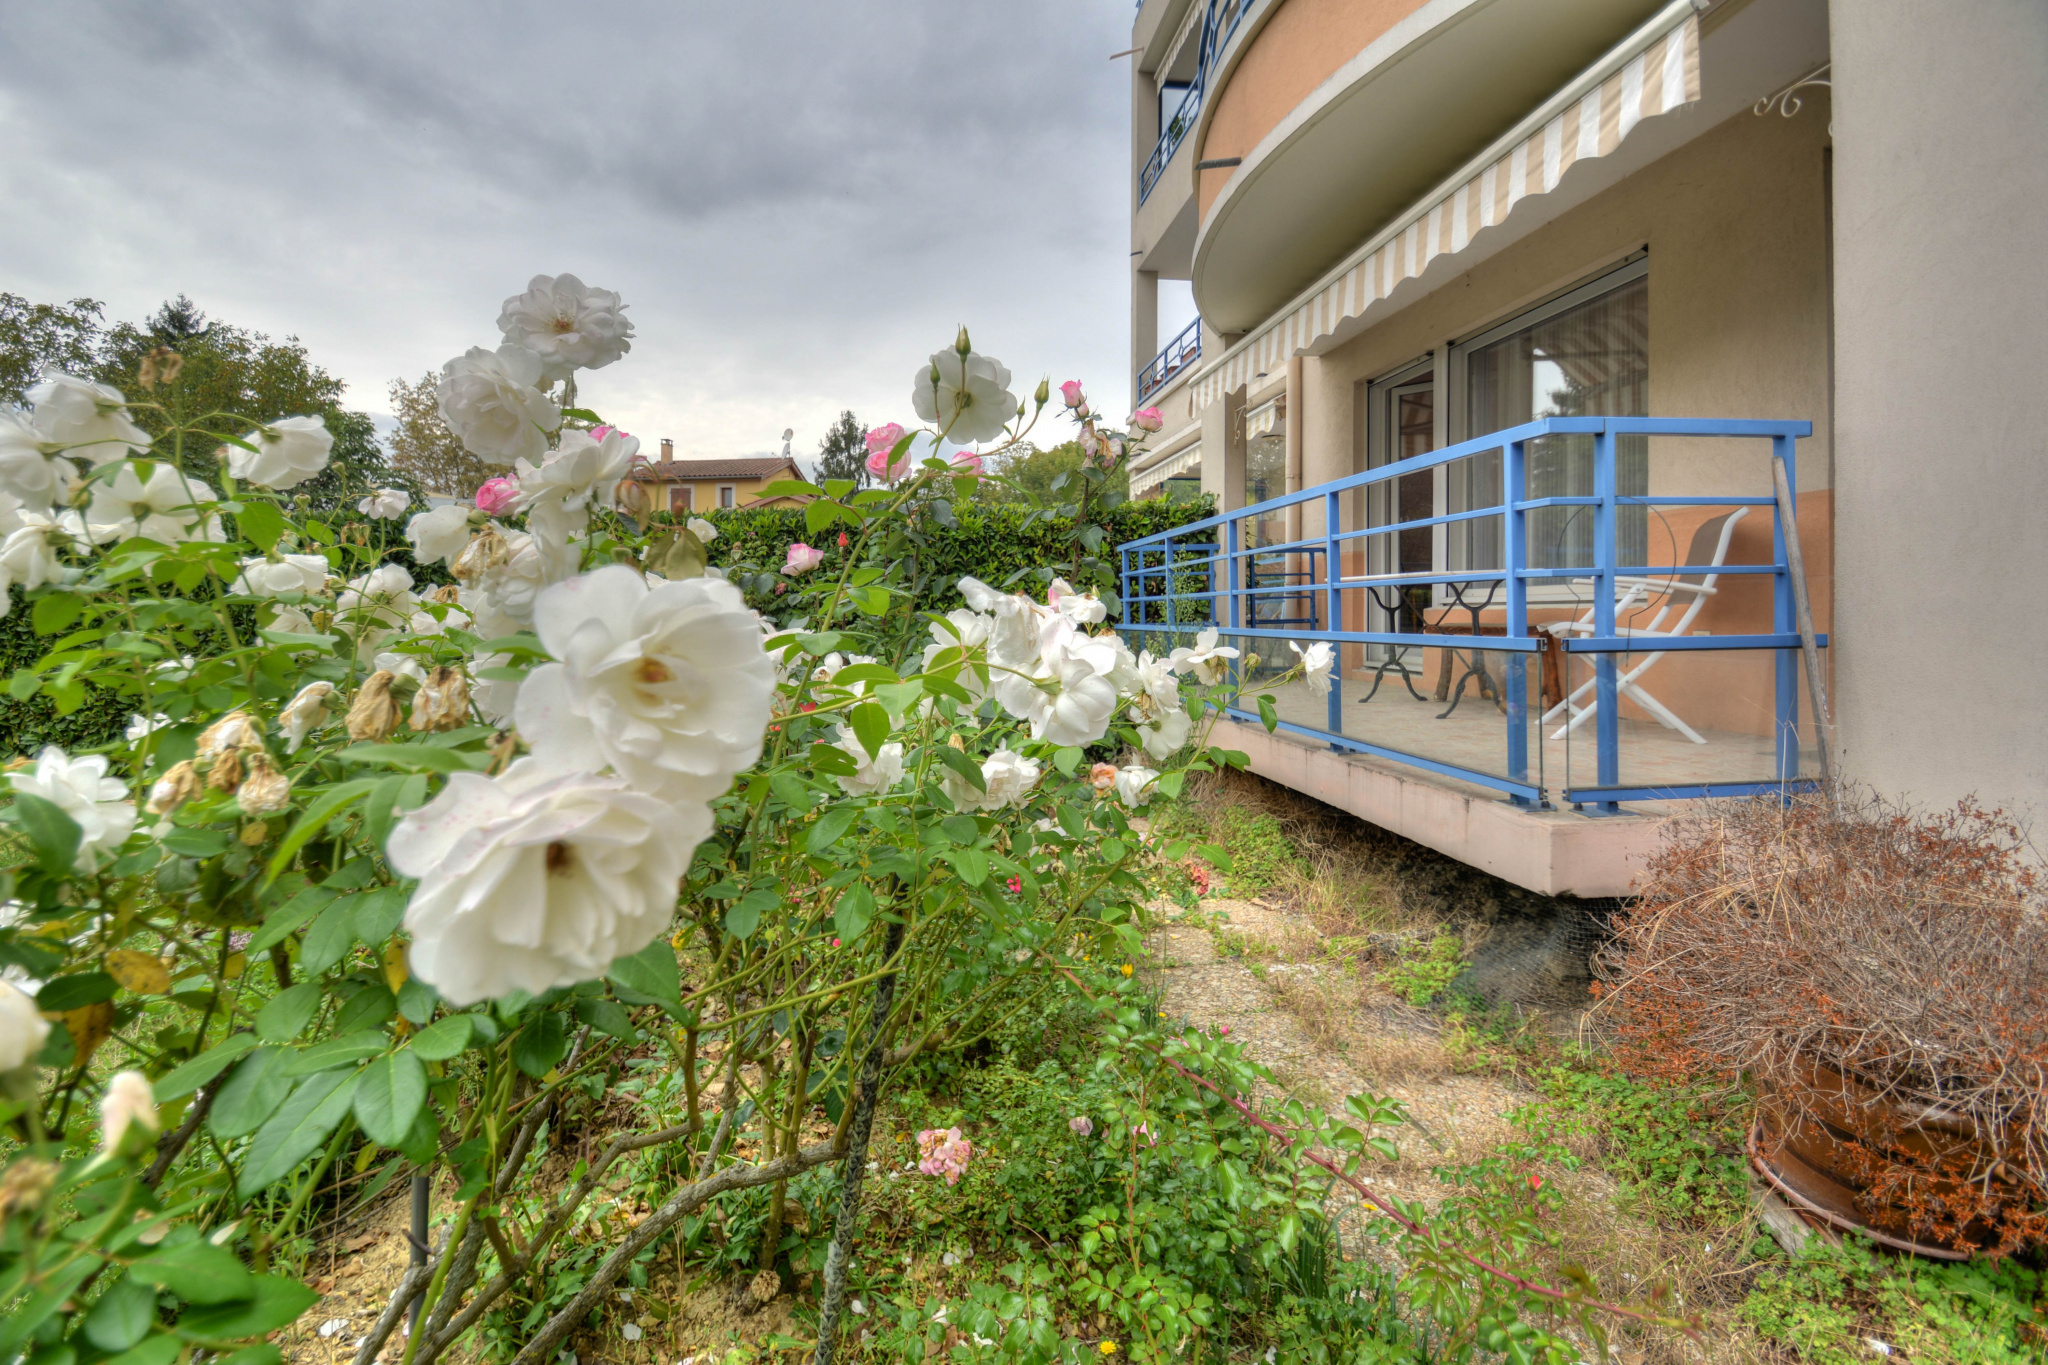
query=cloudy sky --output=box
[0,1,1159,460]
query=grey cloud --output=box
[0,0,1135,454]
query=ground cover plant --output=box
[0,274,1709,1365]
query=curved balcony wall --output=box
[1193,0,1669,333]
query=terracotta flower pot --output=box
[1748,1058,2036,1259]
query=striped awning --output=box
[1191,3,1700,411]
[1131,440,1203,491]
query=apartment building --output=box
[1120,0,2045,890]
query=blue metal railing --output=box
[1136,317,1203,402]
[1138,0,1262,203]
[1116,416,1826,810]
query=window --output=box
[1447,259,1649,573]
[669,486,693,513]
[718,485,736,509]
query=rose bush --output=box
[0,279,1683,1365]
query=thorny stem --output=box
[811,918,904,1365]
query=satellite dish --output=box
[781,428,794,441]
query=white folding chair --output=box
[1540,507,1748,745]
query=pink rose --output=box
[1059,380,1085,410]
[1131,407,1163,433]
[949,449,984,475]
[475,478,521,515]
[590,424,630,442]
[782,542,826,575]
[864,422,906,456]
[1068,1115,1094,1137]
[865,444,910,483]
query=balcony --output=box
[1117,418,1827,850]
[1136,317,1202,404]
[1138,0,1263,204]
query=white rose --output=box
[1114,764,1160,809]
[8,746,135,872]
[514,565,777,797]
[358,487,410,520]
[1137,706,1192,762]
[373,650,428,685]
[514,427,636,525]
[227,415,333,489]
[0,511,75,618]
[335,564,417,660]
[233,553,328,597]
[390,759,695,1006]
[0,979,51,1073]
[278,681,336,752]
[26,372,150,466]
[833,727,905,798]
[956,577,1044,669]
[1168,627,1240,687]
[467,651,519,724]
[437,345,562,466]
[686,517,718,544]
[84,464,221,545]
[0,413,75,511]
[264,604,318,641]
[911,348,1018,446]
[1129,650,1180,715]
[1290,639,1335,696]
[406,503,472,568]
[496,273,634,381]
[920,610,993,700]
[1048,578,1107,626]
[125,713,170,742]
[980,747,1041,809]
[99,1070,160,1151]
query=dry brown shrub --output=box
[1595,790,2048,1254]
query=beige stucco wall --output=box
[1197,0,1430,222]
[1290,97,1835,740]
[1828,0,2048,820]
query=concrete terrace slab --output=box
[1214,718,1670,898]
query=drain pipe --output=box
[1771,456,1834,785]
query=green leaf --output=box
[806,805,860,854]
[255,983,323,1043]
[849,702,890,761]
[944,848,990,886]
[348,887,407,948]
[153,1033,260,1103]
[803,499,841,535]
[833,885,874,943]
[175,1275,318,1341]
[0,1254,100,1357]
[725,887,777,940]
[210,1047,294,1139]
[334,743,487,774]
[939,814,980,846]
[1053,747,1084,776]
[511,1011,567,1078]
[607,942,682,1012]
[263,779,379,887]
[279,1030,387,1076]
[133,1241,254,1305]
[31,590,86,636]
[396,1104,440,1168]
[11,792,82,874]
[35,971,115,1011]
[161,828,231,858]
[573,997,636,1040]
[82,1273,156,1351]
[808,742,859,777]
[298,899,355,975]
[239,1070,357,1196]
[332,984,395,1034]
[768,771,815,814]
[353,1051,427,1148]
[246,885,338,955]
[406,1013,475,1061]
[873,681,923,717]
[937,744,987,793]
[106,1336,182,1365]
[1256,692,1279,733]
[237,501,286,554]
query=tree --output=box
[815,409,869,488]
[388,371,490,498]
[0,293,104,406]
[983,440,1129,505]
[92,300,419,517]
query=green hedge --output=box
[699,496,1216,615]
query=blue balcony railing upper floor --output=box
[1115,416,1827,811]
[1137,0,1262,204]
[1136,317,1202,403]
